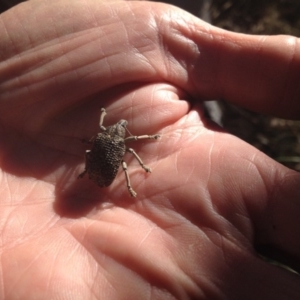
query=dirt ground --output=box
[211,0,300,36]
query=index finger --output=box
[188,28,300,118]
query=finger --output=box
[1,1,299,126]
[186,31,300,119]
[144,4,300,118]
[150,5,300,118]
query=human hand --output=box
[0,0,300,299]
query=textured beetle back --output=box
[78,108,160,197]
[86,132,126,186]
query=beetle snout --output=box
[118,120,128,128]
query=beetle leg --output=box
[78,150,90,178]
[122,161,137,197]
[124,134,160,142]
[78,170,86,178]
[126,148,151,173]
[99,108,107,131]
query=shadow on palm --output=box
[1,81,196,217]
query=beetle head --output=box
[106,119,128,138]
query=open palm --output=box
[1,1,300,299]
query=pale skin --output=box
[0,0,300,299]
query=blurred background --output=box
[1,0,300,171]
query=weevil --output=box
[78,108,160,197]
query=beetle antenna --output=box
[125,127,133,136]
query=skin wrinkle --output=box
[173,150,181,176]
[0,33,67,82]
[178,229,220,299]
[88,259,102,299]
[52,228,99,298]
[119,10,131,46]
[59,30,119,74]
[0,207,14,249]
[130,209,207,297]
[14,7,37,55]
[172,17,207,91]
[2,27,105,81]
[89,268,101,300]
[221,153,269,242]
[44,244,61,294]
[87,282,99,300]
[6,8,28,56]
[152,12,171,82]
[195,237,225,298]
[218,212,251,250]
[147,87,155,124]
[17,209,28,239]
[206,133,215,188]
[79,222,151,298]
[233,211,253,244]
[137,226,156,249]
[131,45,151,67]
[155,11,179,81]
[243,156,268,205]
[0,197,50,207]
[1,27,119,96]
[66,221,116,292]
[0,16,12,58]
[131,211,182,282]
[97,219,199,298]
[128,5,162,77]
[0,253,4,300]
[210,237,244,297]
[47,5,62,56]
[4,238,52,298]
[248,152,271,193]
[1,207,45,250]
[56,43,81,92]
[20,177,40,202]
[184,161,197,186]
[204,153,254,246]
[244,151,272,200]
[164,41,189,87]
[36,215,60,239]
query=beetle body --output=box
[85,122,126,186]
[78,108,160,197]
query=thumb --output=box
[149,5,300,118]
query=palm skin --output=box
[0,0,300,299]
